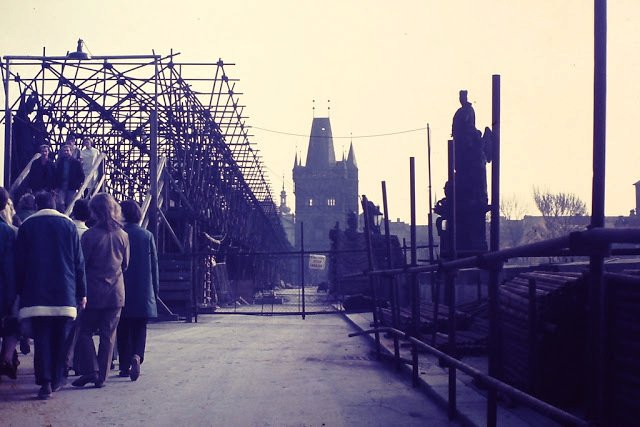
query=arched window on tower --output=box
[327,198,336,207]
[307,198,314,207]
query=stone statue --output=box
[435,90,491,257]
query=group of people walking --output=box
[26,135,101,212]
[0,183,159,400]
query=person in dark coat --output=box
[15,191,87,399]
[26,144,55,193]
[117,200,159,381]
[73,193,129,389]
[0,187,18,379]
[63,199,92,375]
[54,144,85,213]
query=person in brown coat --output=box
[72,193,129,388]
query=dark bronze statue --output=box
[12,90,48,182]
[435,90,492,257]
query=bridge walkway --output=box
[0,313,457,426]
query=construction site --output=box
[1,2,639,426]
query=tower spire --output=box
[305,117,335,169]
[347,141,357,168]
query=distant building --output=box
[278,184,295,246]
[293,117,358,254]
[386,218,437,263]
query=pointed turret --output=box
[280,181,291,214]
[347,142,357,168]
[305,117,336,169]
[293,152,298,169]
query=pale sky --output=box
[1,0,639,224]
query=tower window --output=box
[327,198,336,206]
[308,198,314,207]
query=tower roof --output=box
[305,117,336,169]
[347,142,357,168]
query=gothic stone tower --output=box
[293,117,358,253]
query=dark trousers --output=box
[117,317,148,371]
[31,316,72,387]
[76,308,121,383]
[64,318,79,372]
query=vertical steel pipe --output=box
[490,75,501,253]
[487,74,502,427]
[362,195,381,354]
[300,221,306,320]
[528,278,538,394]
[382,181,401,368]
[409,157,420,387]
[149,58,159,242]
[446,271,457,420]
[3,59,11,187]
[446,139,457,420]
[589,1,607,423]
[427,124,436,300]
[592,1,607,229]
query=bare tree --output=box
[501,194,526,221]
[532,187,588,239]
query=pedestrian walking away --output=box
[15,191,86,399]
[117,200,159,381]
[73,193,129,389]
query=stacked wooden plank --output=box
[379,302,469,334]
[159,255,194,321]
[378,301,491,355]
[607,271,640,426]
[499,271,587,406]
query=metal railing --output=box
[8,153,40,195]
[349,225,640,426]
[349,326,589,427]
[64,153,107,216]
[140,155,167,228]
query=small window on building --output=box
[327,198,336,206]
[308,198,314,207]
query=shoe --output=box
[118,370,130,377]
[130,355,140,381]
[71,374,98,387]
[12,350,20,368]
[52,379,67,392]
[38,383,52,400]
[94,380,105,388]
[1,361,17,380]
[20,338,30,355]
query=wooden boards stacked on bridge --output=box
[607,271,640,426]
[499,270,587,405]
[379,303,469,334]
[378,301,488,355]
[158,255,194,322]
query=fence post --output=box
[487,73,502,427]
[409,158,420,387]
[528,278,537,394]
[382,181,401,369]
[300,221,306,320]
[362,195,381,355]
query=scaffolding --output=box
[1,47,292,315]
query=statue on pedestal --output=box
[435,90,492,257]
